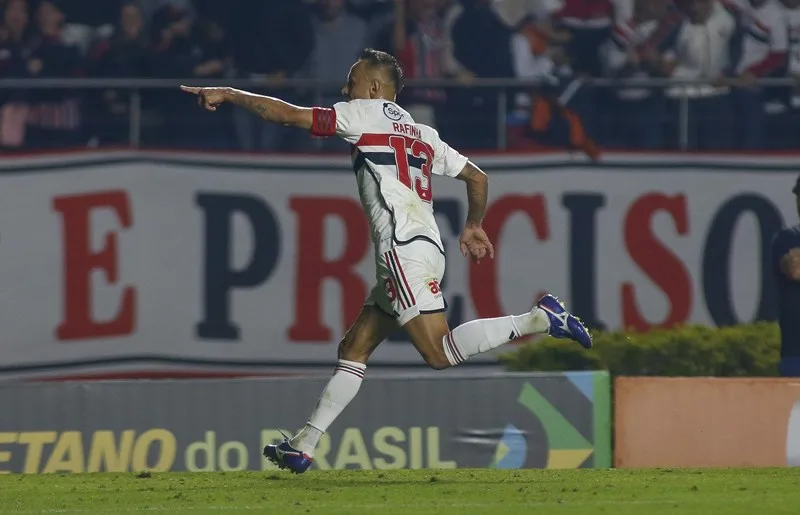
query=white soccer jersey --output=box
[311,99,468,255]
[731,0,788,75]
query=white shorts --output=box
[365,241,447,326]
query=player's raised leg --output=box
[405,293,592,369]
[386,241,591,369]
[263,305,396,473]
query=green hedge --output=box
[499,322,781,376]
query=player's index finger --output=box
[180,85,201,94]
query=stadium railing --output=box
[0,77,796,151]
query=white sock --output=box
[442,307,550,366]
[290,359,366,457]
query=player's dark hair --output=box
[359,48,404,94]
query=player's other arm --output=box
[455,161,494,261]
[456,161,488,227]
[427,128,493,262]
[180,86,313,129]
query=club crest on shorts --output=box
[384,277,397,301]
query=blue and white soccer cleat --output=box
[536,293,593,349]
[263,437,313,474]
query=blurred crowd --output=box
[1,0,800,152]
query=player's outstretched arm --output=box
[456,161,495,263]
[180,86,313,130]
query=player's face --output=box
[342,61,372,101]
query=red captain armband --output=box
[311,107,337,137]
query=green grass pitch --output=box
[2,468,800,514]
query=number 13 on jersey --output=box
[389,135,434,203]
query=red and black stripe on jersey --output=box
[349,133,427,174]
[350,148,427,174]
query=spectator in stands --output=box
[452,0,515,80]
[774,0,800,147]
[437,0,473,82]
[553,0,615,78]
[375,0,462,128]
[145,4,233,148]
[25,0,84,148]
[723,0,788,149]
[633,0,692,64]
[0,0,31,148]
[0,0,29,78]
[308,0,369,80]
[509,1,573,95]
[509,8,569,113]
[347,0,395,42]
[222,0,314,151]
[505,1,598,158]
[192,18,231,79]
[27,0,81,78]
[450,0,516,148]
[86,2,148,145]
[42,1,122,57]
[601,0,668,148]
[434,0,487,145]
[147,5,197,77]
[297,0,368,152]
[90,2,147,78]
[651,0,738,149]
[511,31,600,158]
[315,5,366,68]
[548,0,613,141]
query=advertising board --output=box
[0,372,610,473]
[0,151,794,377]
[616,377,800,467]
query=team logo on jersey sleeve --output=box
[383,102,403,121]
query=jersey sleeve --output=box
[311,101,367,141]
[429,129,468,178]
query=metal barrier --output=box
[1,77,797,151]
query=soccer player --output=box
[181,48,592,474]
